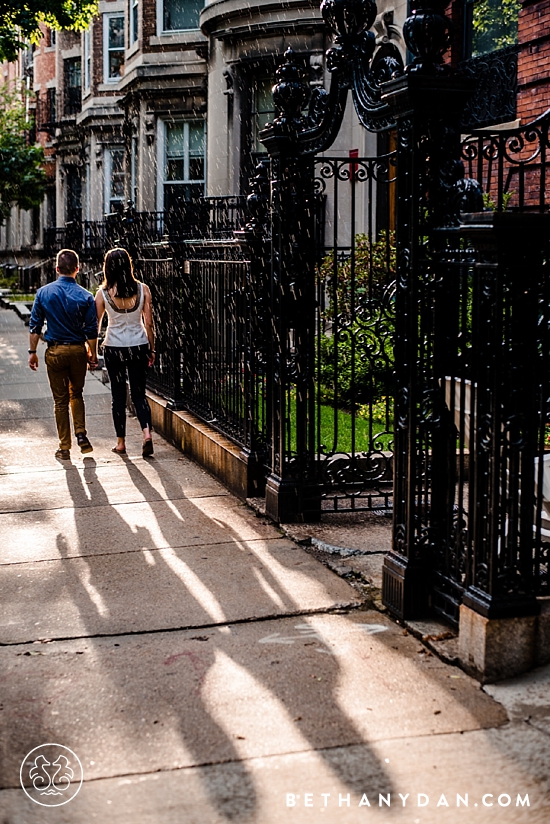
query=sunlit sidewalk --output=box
[0,306,549,824]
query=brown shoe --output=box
[55,449,71,461]
[77,434,93,454]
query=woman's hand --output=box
[147,351,155,368]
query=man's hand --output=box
[87,352,99,371]
[28,353,39,371]
[86,338,98,370]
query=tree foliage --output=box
[0,84,46,221]
[472,0,520,56]
[0,0,97,62]
[317,233,396,407]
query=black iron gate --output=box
[314,154,396,512]
[134,0,549,637]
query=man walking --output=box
[28,249,99,460]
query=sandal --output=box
[142,438,154,457]
[111,446,127,455]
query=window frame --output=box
[156,118,205,211]
[104,147,126,214]
[130,135,138,207]
[103,12,125,83]
[83,27,91,91]
[130,0,139,44]
[157,0,203,34]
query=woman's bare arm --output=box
[95,290,105,326]
[142,284,155,363]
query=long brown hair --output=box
[102,248,138,298]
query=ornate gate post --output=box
[260,53,322,522]
[234,160,272,497]
[381,1,477,619]
[257,1,405,521]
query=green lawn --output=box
[286,396,393,454]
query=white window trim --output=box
[156,0,201,35]
[156,118,165,211]
[130,0,139,44]
[157,118,205,211]
[83,28,91,91]
[85,162,91,221]
[104,147,125,214]
[130,135,138,207]
[103,12,125,83]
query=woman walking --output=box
[96,248,155,457]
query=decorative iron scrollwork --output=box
[460,46,519,130]
[404,0,452,75]
[322,0,404,132]
[261,1,405,157]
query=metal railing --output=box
[44,197,248,258]
[462,108,550,212]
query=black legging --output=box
[103,345,152,438]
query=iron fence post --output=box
[261,53,322,522]
[459,213,549,620]
[234,160,272,497]
[380,1,477,619]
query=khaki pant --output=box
[45,343,88,451]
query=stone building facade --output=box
[0,0,547,274]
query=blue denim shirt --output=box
[29,277,98,344]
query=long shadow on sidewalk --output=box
[43,455,394,819]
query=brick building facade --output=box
[517,0,550,121]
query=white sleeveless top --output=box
[102,282,149,348]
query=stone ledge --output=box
[146,389,264,501]
[458,600,550,684]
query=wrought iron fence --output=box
[314,153,396,511]
[44,197,247,259]
[462,108,550,212]
[459,45,519,131]
[135,255,183,404]
[419,222,550,627]
[138,241,269,457]
[178,251,267,448]
[385,104,550,628]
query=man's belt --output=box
[47,340,85,347]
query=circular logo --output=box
[20,744,83,807]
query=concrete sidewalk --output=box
[0,306,549,824]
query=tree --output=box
[0,84,46,222]
[0,1,97,62]
[472,0,520,56]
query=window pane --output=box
[189,157,204,180]
[253,77,275,153]
[131,3,138,42]
[111,149,124,175]
[167,159,185,181]
[108,149,125,208]
[66,58,81,88]
[256,78,274,114]
[188,122,204,155]
[166,122,185,156]
[163,0,203,31]
[109,51,124,79]
[109,16,124,49]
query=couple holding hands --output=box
[28,247,155,460]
